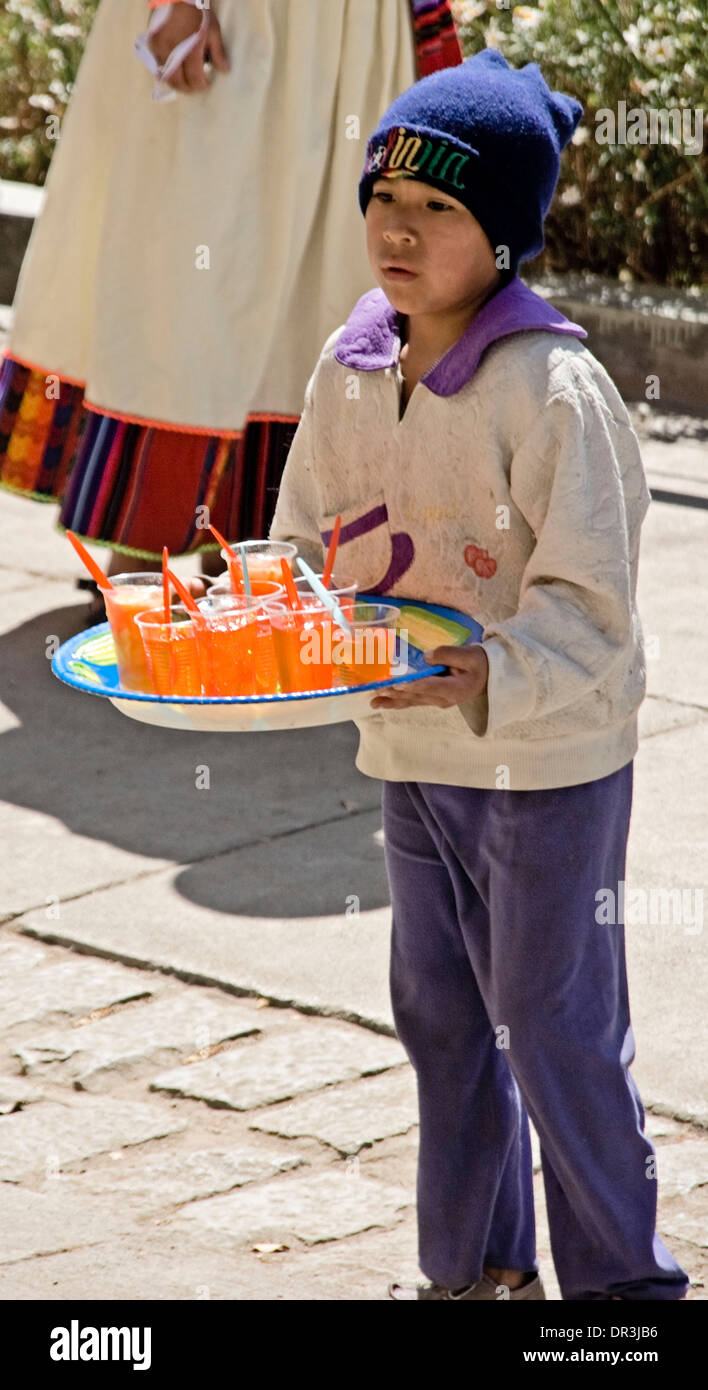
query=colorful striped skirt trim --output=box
[0,354,300,558]
[410,0,463,75]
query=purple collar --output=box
[333,276,587,396]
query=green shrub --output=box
[0,0,98,185]
[0,1,705,285]
[453,1,708,286]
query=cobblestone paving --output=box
[0,930,705,1300]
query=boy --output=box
[269,49,689,1301]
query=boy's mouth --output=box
[381,263,418,281]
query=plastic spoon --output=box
[207,523,244,594]
[279,558,302,611]
[162,546,171,626]
[165,568,205,621]
[66,531,113,590]
[322,514,342,590]
[296,557,352,635]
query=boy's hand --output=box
[370,644,489,710]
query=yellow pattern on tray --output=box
[73,631,117,666]
[394,607,474,652]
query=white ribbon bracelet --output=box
[135,2,210,103]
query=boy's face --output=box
[365,176,501,318]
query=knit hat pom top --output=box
[359,49,583,276]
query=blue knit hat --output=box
[359,49,583,276]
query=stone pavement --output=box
[0,354,706,1296]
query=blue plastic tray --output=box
[51,595,483,732]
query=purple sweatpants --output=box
[382,763,689,1300]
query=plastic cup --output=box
[219,540,297,588]
[208,578,286,606]
[331,603,401,687]
[189,595,263,696]
[269,603,341,694]
[293,574,358,620]
[205,583,284,694]
[135,606,203,697]
[100,572,163,692]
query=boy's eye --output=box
[372,191,453,212]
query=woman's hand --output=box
[149,3,230,94]
[370,643,489,710]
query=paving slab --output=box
[624,719,708,1124]
[151,1025,407,1111]
[655,1140,708,1199]
[0,485,102,587]
[638,696,707,740]
[645,1114,685,1139]
[0,1183,140,1265]
[0,802,171,921]
[0,933,47,968]
[638,501,708,709]
[0,1097,187,1180]
[0,1076,47,1114]
[660,1186,708,1249]
[0,956,153,1032]
[169,1169,412,1246]
[78,1145,306,1209]
[0,568,42,595]
[249,1068,419,1155]
[16,810,395,1029]
[641,437,708,498]
[14,993,262,1090]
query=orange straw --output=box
[322,514,342,590]
[66,530,113,590]
[162,547,171,625]
[208,522,243,593]
[280,557,302,612]
[165,567,205,621]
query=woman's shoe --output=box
[75,577,106,628]
[388,1272,545,1300]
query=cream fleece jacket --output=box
[269,279,652,790]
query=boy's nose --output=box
[384,226,415,246]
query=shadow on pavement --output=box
[1,605,390,917]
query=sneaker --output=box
[388,1272,545,1300]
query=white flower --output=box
[645,35,677,64]
[453,1,487,21]
[622,24,642,57]
[571,125,590,146]
[50,24,82,40]
[28,94,56,112]
[485,21,506,50]
[513,5,543,31]
[560,185,582,206]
